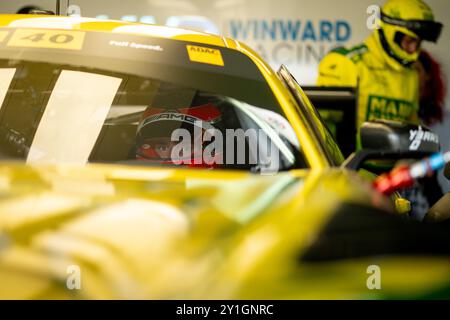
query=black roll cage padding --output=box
[342,149,432,171]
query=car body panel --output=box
[0,162,395,299]
[0,162,449,299]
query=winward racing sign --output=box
[224,19,352,84]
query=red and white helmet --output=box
[135,103,222,167]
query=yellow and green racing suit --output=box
[317,33,420,131]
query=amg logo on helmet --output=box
[143,112,201,126]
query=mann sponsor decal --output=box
[186,45,224,67]
[366,95,415,121]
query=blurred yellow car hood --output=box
[0,162,449,299]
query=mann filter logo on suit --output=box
[367,95,414,121]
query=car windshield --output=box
[0,27,306,172]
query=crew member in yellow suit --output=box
[318,0,444,220]
[317,0,443,133]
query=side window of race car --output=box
[277,65,345,166]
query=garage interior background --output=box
[1,0,450,190]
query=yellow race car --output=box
[0,14,449,300]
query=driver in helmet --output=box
[134,103,223,168]
[317,0,443,135]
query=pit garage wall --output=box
[2,0,450,190]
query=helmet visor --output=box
[381,11,443,42]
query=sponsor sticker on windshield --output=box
[7,29,85,50]
[186,45,224,67]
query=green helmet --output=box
[376,0,443,69]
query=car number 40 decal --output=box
[7,29,85,51]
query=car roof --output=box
[0,14,277,87]
[0,14,237,48]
